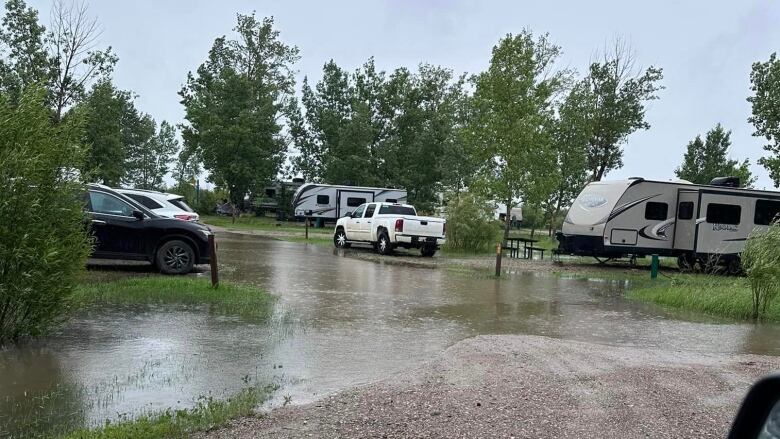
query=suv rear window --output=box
[169,198,194,212]
[378,205,416,216]
[128,194,163,209]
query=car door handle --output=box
[367,220,372,223]
[91,219,107,225]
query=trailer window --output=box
[754,199,780,225]
[706,203,741,225]
[347,197,366,207]
[677,201,694,220]
[644,202,668,220]
[316,195,329,205]
[385,199,397,203]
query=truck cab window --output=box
[351,204,366,218]
[364,204,376,217]
[645,202,668,220]
[706,203,741,225]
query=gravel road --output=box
[198,335,779,438]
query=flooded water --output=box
[2,232,780,437]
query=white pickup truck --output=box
[333,202,446,257]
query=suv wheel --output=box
[156,240,195,274]
[377,232,394,256]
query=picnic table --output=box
[503,237,545,260]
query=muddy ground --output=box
[199,334,777,438]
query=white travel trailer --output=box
[292,184,407,221]
[557,177,780,271]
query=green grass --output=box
[61,386,271,439]
[73,277,275,320]
[200,214,330,235]
[627,275,780,322]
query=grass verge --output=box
[626,275,780,322]
[73,277,275,320]
[61,386,271,439]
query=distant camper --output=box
[557,177,780,272]
[292,184,407,221]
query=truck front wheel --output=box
[377,232,394,255]
[334,228,350,249]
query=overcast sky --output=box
[30,0,780,189]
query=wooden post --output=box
[209,234,219,288]
[305,218,309,240]
[495,243,502,277]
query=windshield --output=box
[378,205,416,216]
[169,198,195,212]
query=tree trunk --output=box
[503,202,512,244]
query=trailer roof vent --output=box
[709,176,740,187]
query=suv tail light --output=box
[394,218,404,233]
[174,214,195,221]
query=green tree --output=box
[0,87,92,344]
[125,120,179,190]
[585,41,664,180]
[291,58,387,187]
[0,0,116,121]
[79,79,130,186]
[675,123,755,187]
[467,30,566,240]
[443,191,500,252]
[748,52,780,187]
[543,79,592,234]
[180,14,299,207]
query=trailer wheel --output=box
[727,258,742,276]
[376,232,394,255]
[677,253,694,272]
[334,228,350,249]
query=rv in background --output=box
[292,184,407,222]
[557,177,780,273]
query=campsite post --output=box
[209,234,219,288]
[650,254,659,279]
[495,243,502,277]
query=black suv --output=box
[85,184,211,274]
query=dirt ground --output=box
[198,334,778,439]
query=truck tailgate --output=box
[402,216,444,237]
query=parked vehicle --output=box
[86,184,211,274]
[116,188,200,221]
[293,183,407,222]
[333,202,445,257]
[557,176,780,272]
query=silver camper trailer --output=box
[557,177,780,272]
[292,184,407,221]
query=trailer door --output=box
[672,189,699,251]
[337,190,374,218]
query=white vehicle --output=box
[557,176,780,272]
[293,183,407,221]
[117,188,200,222]
[333,202,446,257]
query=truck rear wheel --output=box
[377,232,394,255]
[421,246,436,257]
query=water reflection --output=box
[1,232,779,437]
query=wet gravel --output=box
[199,335,779,438]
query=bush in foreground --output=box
[742,222,780,320]
[0,89,92,344]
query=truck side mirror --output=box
[345,212,352,218]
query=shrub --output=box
[0,89,92,344]
[443,192,501,252]
[742,222,780,320]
